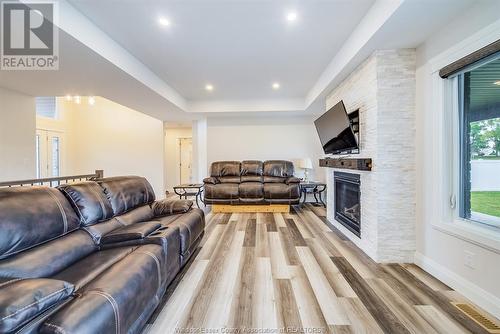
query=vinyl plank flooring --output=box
[332,257,410,334]
[150,208,500,334]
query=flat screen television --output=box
[314,100,358,155]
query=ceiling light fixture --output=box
[494,80,500,86]
[272,82,280,90]
[205,84,214,91]
[158,16,170,27]
[286,11,297,22]
[88,96,96,106]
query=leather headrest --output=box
[210,161,241,177]
[58,181,114,226]
[263,160,295,177]
[241,161,263,176]
[98,176,155,216]
[0,187,80,260]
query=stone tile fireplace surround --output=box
[325,49,416,263]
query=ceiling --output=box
[0,0,491,121]
[68,0,374,101]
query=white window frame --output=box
[427,20,500,253]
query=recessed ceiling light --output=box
[272,82,280,90]
[158,16,170,27]
[88,96,96,106]
[286,11,297,22]
[494,80,500,86]
[205,84,214,91]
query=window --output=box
[457,54,500,228]
[35,96,57,119]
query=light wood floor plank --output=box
[268,231,290,279]
[339,297,384,334]
[253,257,278,330]
[289,265,329,331]
[296,247,350,325]
[415,305,470,334]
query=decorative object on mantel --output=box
[319,157,372,171]
[298,158,313,182]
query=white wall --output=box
[415,0,500,318]
[0,87,36,181]
[42,97,166,197]
[164,127,192,191]
[206,116,325,182]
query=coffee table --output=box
[173,184,204,208]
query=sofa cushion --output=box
[263,183,300,201]
[98,176,155,216]
[58,181,114,226]
[0,231,96,279]
[239,182,264,199]
[152,199,193,217]
[241,160,263,183]
[40,245,166,334]
[156,209,205,259]
[204,183,239,201]
[0,187,80,260]
[0,278,74,333]
[52,246,136,290]
[82,205,156,244]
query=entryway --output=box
[36,129,63,178]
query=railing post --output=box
[95,170,104,179]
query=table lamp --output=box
[298,158,313,182]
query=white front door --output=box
[179,137,193,184]
[36,130,63,178]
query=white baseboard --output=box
[414,252,500,319]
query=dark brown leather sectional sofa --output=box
[0,176,205,334]
[203,160,301,205]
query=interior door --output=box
[36,130,63,178]
[179,137,193,184]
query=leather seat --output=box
[0,176,205,334]
[203,160,300,205]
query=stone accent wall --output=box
[325,49,416,263]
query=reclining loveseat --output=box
[0,176,205,334]
[203,160,300,212]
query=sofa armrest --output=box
[0,278,74,333]
[101,221,161,244]
[152,199,193,217]
[203,177,218,184]
[285,177,301,184]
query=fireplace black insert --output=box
[334,171,361,237]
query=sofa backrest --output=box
[263,160,295,183]
[210,161,241,183]
[98,176,155,216]
[0,187,81,260]
[241,160,263,183]
[58,181,114,226]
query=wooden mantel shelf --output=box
[319,158,372,171]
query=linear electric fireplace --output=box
[334,171,361,237]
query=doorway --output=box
[36,130,63,178]
[179,137,193,184]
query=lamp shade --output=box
[298,158,313,169]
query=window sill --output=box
[432,219,500,255]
